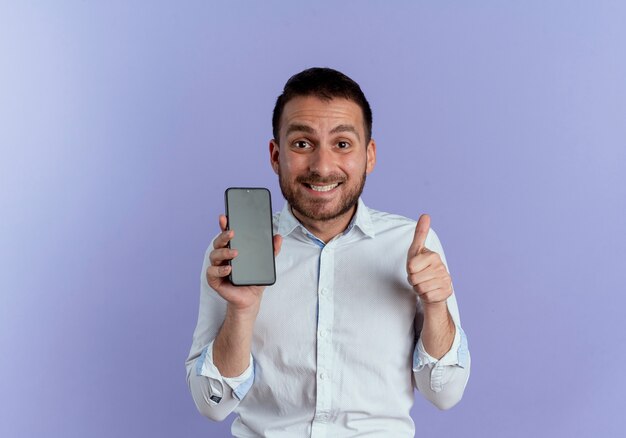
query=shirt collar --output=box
[349,198,376,238]
[276,202,301,237]
[276,197,376,239]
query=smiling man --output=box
[270,94,375,243]
[186,68,471,437]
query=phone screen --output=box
[224,188,276,286]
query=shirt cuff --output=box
[195,340,255,403]
[413,325,469,392]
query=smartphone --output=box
[224,187,276,286]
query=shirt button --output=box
[319,372,326,380]
[319,329,327,338]
[317,412,329,421]
[320,288,328,296]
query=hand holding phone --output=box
[224,188,277,286]
[205,188,282,312]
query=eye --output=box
[293,140,311,149]
[337,141,350,149]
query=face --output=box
[270,96,376,223]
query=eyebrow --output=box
[329,124,360,140]
[285,124,316,136]
[285,123,361,140]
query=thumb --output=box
[408,214,431,257]
[273,234,283,257]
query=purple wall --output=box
[2,1,625,437]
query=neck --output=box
[291,205,357,244]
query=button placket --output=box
[314,243,335,428]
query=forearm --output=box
[213,304,258,377]
[186,305,257,420]
[186,240,264,421]
[420,302,455,359]
[413,302,471,410]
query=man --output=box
[186,67,470,437]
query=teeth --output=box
[309,183,339,192]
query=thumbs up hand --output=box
[406,214,453,309]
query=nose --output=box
[309,144,334,176]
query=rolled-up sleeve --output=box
[412,317,470,407]
[185,245,256,421]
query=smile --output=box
[306,183,340,192]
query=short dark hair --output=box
[272,67,373,143]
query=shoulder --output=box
[367,206,414,225]
[366,206,416,233]
[366,205,444,251]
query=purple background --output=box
[2,1,625,437]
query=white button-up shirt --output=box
[186,198,470,437]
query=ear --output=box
[365,139,376,174]
[269,139,280,175]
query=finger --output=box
[209,248,238,266]
[213,229,234,249]
[410,277,449,295]
[406,269,441,287]
[206,264,231,281]
[406,250,440,275]
[219,214,228,232]
[273,234,283,257]
[408,214,431,257]
[419,290,450,305]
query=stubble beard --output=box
[278,169,367,222]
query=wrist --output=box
[421,300,448,314]
[422,301,453,328]
[226,302,260,324]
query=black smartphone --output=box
[224,188,276,286]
